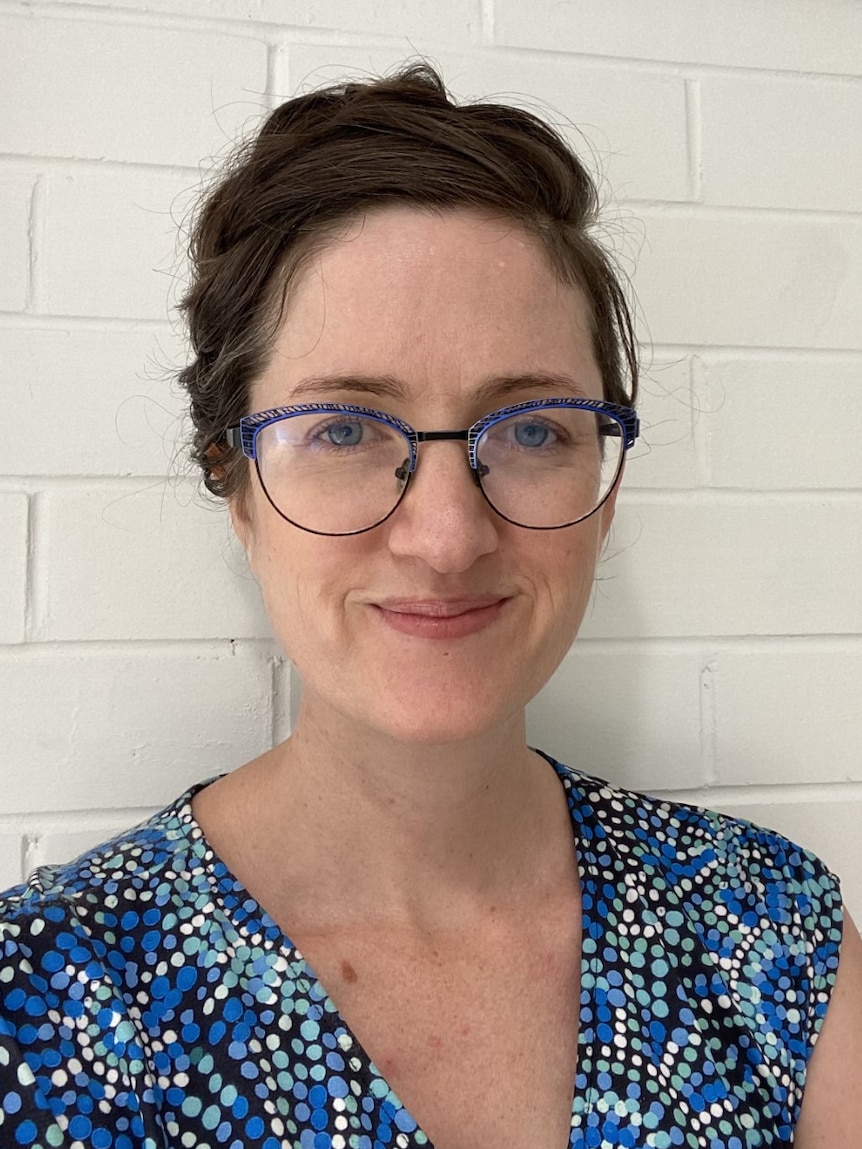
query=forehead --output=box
[255,206,601,406]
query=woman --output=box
[0,65,859,1149]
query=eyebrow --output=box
[286,372,591,403]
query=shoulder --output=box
[0,786,204,939]
[0,788,212,1015]
[548,755,844,1065]
[0,788,210,1146]
[793,906,862,1146]
[0,788,207,1004]
[552,756,843,930]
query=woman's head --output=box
[177,64,640,744]
[221,205,622,744]
[178,62,638,501]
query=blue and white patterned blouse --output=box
[0,756,843,1148]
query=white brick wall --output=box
[0,17,268,166]
[0,176,32,311]
[1,326,186,476]
[0,495,28,645]
[700,74,862,211]
[0,644,277,810]
[38,485,268,640]
[1,1,860,923]
[39,168,200,320]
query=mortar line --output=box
[689,354,711,488]
[479,0,495,45]
[269,651,281,748]
[698,654,717,787]
[650,780,862,805]
[267,40,283,105]
[25,175,45,315]
[23,492,40,642]
[684,77,703,202]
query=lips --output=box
[370,596,511,639]
[375,598,506,617]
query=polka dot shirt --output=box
[0,756,843,1148]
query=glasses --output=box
[226,398,639,536]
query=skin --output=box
[199,206,616,934]
[193,205,862,1140]
[793,910,862,1145]
[239,207,611,755]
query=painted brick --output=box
[494,0,862,76]
[703,356,862,490]
[712,645,862,786]
[40,486,271,641]
[0,645,274,813]
[1,326,186,476]
[0,176,32,312]
[288,663,303,733]
[702,75,862,212]
[626,358,698,489]
[272,656,293,744]
[633,213,862,350]
[0,495,28,644]
[64,0,262,12]
[77,0,479,39]
[0,15,267,167]
[697,797,862,924]
[584,500,862,639]
[527,644,705,791]
[277,0,480,37]
[23,823,141,875]
[40,169,195,320]
[286,44,690,202]
[0,833,23,895]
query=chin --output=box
[296,671,524,748]
[350,674,539,747]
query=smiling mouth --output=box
[370,597,511,638]
[375,598,507,617]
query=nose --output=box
[385,440,500,572]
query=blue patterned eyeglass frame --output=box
[225,397,640,535]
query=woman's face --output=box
[233,206,619,745]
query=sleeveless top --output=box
[0,755,843,1149]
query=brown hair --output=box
[178,63,639,499]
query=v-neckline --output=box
[181,754,608,1148]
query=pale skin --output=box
[193,206,862,1147]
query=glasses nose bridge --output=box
[412,427,482,485]
[414,428,470,445]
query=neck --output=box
[209,689,575,937]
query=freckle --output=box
[460,1024,471,1036]
[428,1034,443,1049]
[340,960,358,983]
[538,950,556,973]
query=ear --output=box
[229,492,257,572]
[599,465,623,543]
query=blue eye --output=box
[324,420,364,447]
[513,422,550,448]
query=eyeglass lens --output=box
[254,406,623,534]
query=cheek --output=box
[249,527,369,653]
[530,526,603,644]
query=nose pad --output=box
[394,456,485,489]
